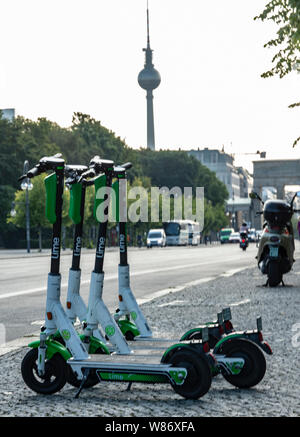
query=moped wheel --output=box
[219,338,266,388]
[21,348,67,394]
[167,349,212,399]
[268,261,282,286]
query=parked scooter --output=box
[250,191,300,286]
[239,231,249,251]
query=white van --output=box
[147,229,166,248]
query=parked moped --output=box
[250,191,300,286]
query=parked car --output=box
[147,229,166,248]
[248,228,257,243]
[229,232,240,244]
[220,228,234,244]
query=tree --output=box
[7,175,71,251]
[255,0,300,146]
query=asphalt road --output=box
[0,243,260,342]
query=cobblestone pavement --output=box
[0,262,299,417]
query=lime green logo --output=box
[169,370,187,384]
[105,325,116,337]
[61,329,71,341]
[131,311,137,321]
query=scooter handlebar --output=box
[120,162,132,170]
[18,165,41,181]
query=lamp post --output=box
[20,160,33,253]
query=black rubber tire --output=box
[167,349,212,399]
[268,260,282,287]
[66,347,105,388]
[21,348,67,395]
[124,330,136,341]
[219,338,266,388]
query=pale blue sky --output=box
[0,0,299,172]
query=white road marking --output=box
[0,258,246,300]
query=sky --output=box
[0,0,299,173]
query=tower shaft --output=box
[146,90,155,151]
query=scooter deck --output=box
[128,338,179,351]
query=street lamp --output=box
[10,201,16,218]
[20,160,33,253]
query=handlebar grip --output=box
[27,166,40,178]
[77,167,97,183]
[120,162,132,170]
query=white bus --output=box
[163,220,200,246]
[187,221,201,246]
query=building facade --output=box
[187,148,241,198]
[0,108,15,121]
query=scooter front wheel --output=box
[219,338,266,388]
[167,350,212,399]
[21,348,67,394]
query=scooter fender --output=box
[117,319,140,339]
[160,342,207,363]
[213,332,272,355]
[28,338,72,361]
[78,334,110,355]
[180,324,217,341]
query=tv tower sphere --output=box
[138,60,161,91]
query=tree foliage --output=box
[255,0,300,146]
[1,111,229,247]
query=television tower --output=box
[138,2,161,151]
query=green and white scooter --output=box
[111,164,273,361]
[80,157,270,390]
[20,155,214,400]
[64,161,132,355]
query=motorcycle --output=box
[239,231,249,251]
[250,191,300,286]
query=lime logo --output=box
[105,325,116,337]
[227,360,244,375]
[131,311,137,321]
[61,329,71,341]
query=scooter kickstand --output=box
[74,368,90,399]
[126,382,133,391]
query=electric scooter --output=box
[251,190,300,286]
[110,163,272,353]
[81,157,270,390]
[20,155,214,400]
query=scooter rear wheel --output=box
[268,260,282,287]
[167,349,212,399]
[21,348,67,394]
[219,338,266,388]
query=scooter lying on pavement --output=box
[250,191,300,286]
